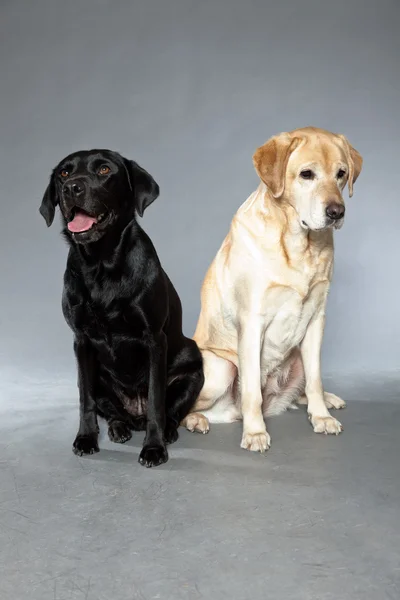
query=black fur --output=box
[40,149,204,467]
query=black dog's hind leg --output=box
[95,396,134,444]
[72,336,100,456]
[139,333,168,468]
[164,340,204,445]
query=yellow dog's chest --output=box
[260,278,329,363]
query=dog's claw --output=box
[139,445,168,468]
[73,434,99,456]
[108,421,132,444]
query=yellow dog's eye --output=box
[60,169,69,178]
[300,169,315,180]
[99,165,111,175]
[337,169,346,179]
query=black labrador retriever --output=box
[39,149,204,467]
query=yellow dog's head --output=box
[253,127,363,231]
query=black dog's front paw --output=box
[138,444,168,468]
[108,420,132,444]
[73,433,99,456]
[164,420,179,445]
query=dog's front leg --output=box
[301,312,343,435]
[238,318,271,452]
[72,336,100,456]
[139,332,168,468]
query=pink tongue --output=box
[67,211,97,233]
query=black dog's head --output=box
[40,149,159,244]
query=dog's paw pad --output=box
[138,445,168,468]
[183,413,210,434]
[108,421,132,444]
[240,431,271,453]
[73,434,99,456]
[310,415,343,435]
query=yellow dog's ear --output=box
[253,134,301,198]
[338,134,363,197]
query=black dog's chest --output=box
[63,294,149,375]
[64,289,146,338]
[69,298,112,339]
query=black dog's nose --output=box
[64,181,85,198]
[326,202,345,220]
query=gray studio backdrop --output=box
[1,0,399,388]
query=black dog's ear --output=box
[39,173,59,227]
[124,160,160,217]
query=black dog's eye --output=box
[337,169,346,179]
[98,165,111,175]
[300,169,315,180]
[60,169,69,178]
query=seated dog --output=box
[40,149,204,467]
[182,127,362,452]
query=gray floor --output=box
[1,375,399,600]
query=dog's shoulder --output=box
[125,221,162,269]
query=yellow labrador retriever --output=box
[182,127,362,452]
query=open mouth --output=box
[67,208,109,234]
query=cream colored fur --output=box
[182,127,362,452]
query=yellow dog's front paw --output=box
[240,431,271,453]
[309,414,343,435]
